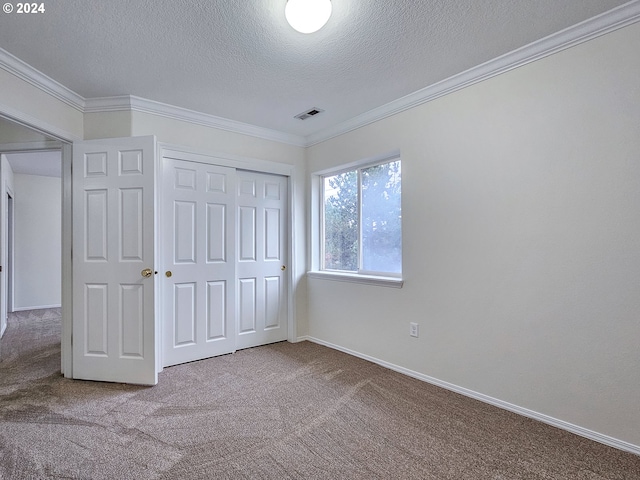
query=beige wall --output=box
[83,111,133,140]
[130,111,304,165]
[0,69,83,141]
[306,22,640,447]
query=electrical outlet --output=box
[409,322,419,338]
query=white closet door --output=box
[72,136,157,385]
[163,158,236,367]
[236,170,288,350]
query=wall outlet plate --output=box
[410,322,419,337]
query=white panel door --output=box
[163,158,236,367]
[72,136,157,385]
[236,170,288,350]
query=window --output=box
[321,157,402,278]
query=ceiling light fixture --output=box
[285,0,332,34]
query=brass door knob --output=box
[141,268,153,278]
[165,271,172,278]
[281,265,286,271]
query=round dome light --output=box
[285,0,332,34]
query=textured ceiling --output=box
[0,0,631,138]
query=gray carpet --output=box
[1,309,639,479]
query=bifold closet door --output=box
[163,158,236,367]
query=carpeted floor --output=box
[1,309,639,479]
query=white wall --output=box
[306,22,640,449]
[13,173,61,310]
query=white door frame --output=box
[158,144,298,368]
[0,111,75,374]
[6,191,14,314]
[61,143,72,376]
[0,171,15,337]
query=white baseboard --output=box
[1,321,6,337]
[299,335,640,457]
[12,304,62,312]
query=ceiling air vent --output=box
[295,108,324,120]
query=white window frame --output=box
[309,151,403,288]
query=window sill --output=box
[307,271,404,288]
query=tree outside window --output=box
[323,159,401,275]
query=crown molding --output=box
[83,95,133,113]
[0,48,85,112]
[2,1,639,148]
[1,52,306,146]
[305,0,640,146]
[85,95,307,147]
[129,96,307,147]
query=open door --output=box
[72,136,157,385]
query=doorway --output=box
[0,116,66,364]
[5,151,62,312]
